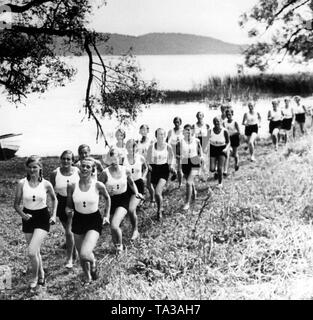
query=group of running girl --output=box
[13,95,310,289]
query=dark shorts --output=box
[181,158,201,177]
[245,124,258,137]
[150,164,170,185]
[230,134,240,148]
[22,207,50,233]
[56,194,68,224]
[281,118,292,130]
[72,210,102,235]
[110,191,131,216]
[126,179,145,195]
[210,145,227,158]
[295,113,305,123]
[269,120,282,134]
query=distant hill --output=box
[97,33,246,55]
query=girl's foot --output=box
[131,230,140,241]
[65,261,73,269]
[29,277,38,290]
[37,273,45,286]
[183,203,190,211]
[115,244,124,255]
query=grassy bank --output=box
[163,72,313,103]
[2,134,313,300]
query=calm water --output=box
[1,54,313,157]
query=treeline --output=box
[162,73,313,103]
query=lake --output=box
[1,54,313,157]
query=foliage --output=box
[0,1,161,142]
[240,0,313,71]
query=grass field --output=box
[2,132,313,300]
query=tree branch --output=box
[6,0,52,13]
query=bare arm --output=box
[234,121,241,135]
[146,144,153,168]
[45,180,57,223]
[242,113,247,126]
[65,183,75,217]
[223,130,230,152]
[126,169,142,198]
[96,181,111,224]
[140,155,148,179]
[49,170,57,188]
[167,144,175,172]
[13,180,31,220]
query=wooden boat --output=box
[0,133,22,160]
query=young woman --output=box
[280,98,294,143]
[14,156,57,290]
[268,100,283,151]
[99,148,142,254]
[147,128,176,220]
[66,157,110,283]
[209,117,230,188]
[293,96,307,137]
[167,117,183,187]
[192,112,210,152]
[124,139,148,240]
[177,124,203,210]
[137,124,154,204]
[76,144,104,179]
[115,128,127,165]
[242,102,261,162]
[224,109,240,172]
[50,150,80,269]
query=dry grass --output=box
[2,131,313,300]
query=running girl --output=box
[177,124,203,210]
[268,100,283,151]
[66,157,111,282]
[14,156,57,290]
[242,102,261,162]
[280,98,294,143]
[293,96,307,137]
[147,128,176,220]
[50,150,80,269]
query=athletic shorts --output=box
[56,194,68,224]
[230,134,240,148]
[72,210,102,235]
[126,179,145,195]
[210,145,227,158]
[110,191,131,215]
[22,207,50,233]
[269,120,282,134]
[281,118,292,130]
[245,124,258,137]
[150,164,170,185]
[295,113,305,124]
[181,158,201,177]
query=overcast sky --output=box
[89,0,259,44]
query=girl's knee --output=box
[79,250,92,262]
[28,247,38,259]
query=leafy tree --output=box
[239,0,313,71]
[0,0,161,144]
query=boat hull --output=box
[0,133,22,160]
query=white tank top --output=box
[245,112,259,126]
[152,143,169,165]
[181,138,198,159]
[124,154,143,181]
[210,128,226,146]
[104,166,128,196]
[224,120,238,136]
[54,167,80,197]
[72,180,99,214]
[116,145,127,164]
[269,109,282,121]
[22,178,47,210]
[137,137,152,158]
[295,104,305,114]
[282,107,293,119]
[194,123,208,137]
[168,129,183,145]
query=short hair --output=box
[196,111,204,118]
[78,144,90,155]
[115,128,126,140]
[155,128,166,138]
[26,155,43,182]
[173,117,182,125]
[183,124,192,130]
[139,124,149,131]
[60,150,74,162]
[80,157,96,173]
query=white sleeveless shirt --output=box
[181,138,198,159]
[152,143,169,165]
[269,109,282,121]
[210,128,226,146]
[137,137,152,158]
[193,123,208,137]
[54,167,80,197]
[104,166,128,196]
[245,112,259,126]
[168,129,183,145]
[124,154,143,181]
[72,180,99,214]
[22,178,47,210]
[282,107,293,119]
[224,120,238,136]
